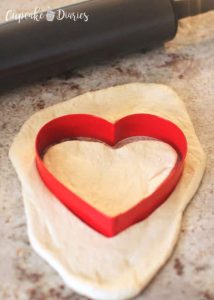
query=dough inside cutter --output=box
[43,137,178,216]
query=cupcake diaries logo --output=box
[5,7,89,23]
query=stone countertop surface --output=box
[0,1,214,300]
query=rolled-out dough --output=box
[9,83,206,300]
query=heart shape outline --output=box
[35,114,187,237]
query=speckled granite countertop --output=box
[0,1,214,299]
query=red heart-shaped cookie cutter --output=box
[35,114,187,237]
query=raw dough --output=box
[44,139,178,216]
[9,83,206,300]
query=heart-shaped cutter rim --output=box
[35,113,187,237]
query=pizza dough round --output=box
[9,83,206,300]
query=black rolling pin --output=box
[0,0,213,90]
